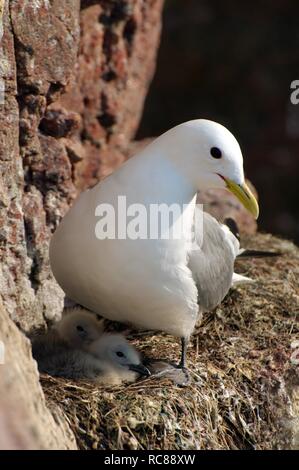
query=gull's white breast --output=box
[50,154,199,338]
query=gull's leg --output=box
[178,337,188,369]
[144,336,191,386]
[175,337,190,385]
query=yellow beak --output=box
[224,177,259,220]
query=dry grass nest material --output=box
[41,233,299,450]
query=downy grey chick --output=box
[35,333,149,385]
[32,308,149,385]
[53,306,104,350]
[31,306,103,366]
[87,333,150,385]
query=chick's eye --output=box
[210,147,222,159]
[116,351,124,358]
[76,325,84,332]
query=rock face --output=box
[0,300,76,449]
[68,0,164,188]
[0,0,164,332]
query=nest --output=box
[41,233,299,450]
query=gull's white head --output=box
[88,334,150,377]
[160,119,259,219]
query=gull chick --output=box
[49,119,259,371]
[53,306,104,350]
[88,333,150,384]
[32,307,149,384]
[34,332,149,385]
[31,306,103,363]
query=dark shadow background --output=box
[137,0,299,243]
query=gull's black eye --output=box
[76,325,84,332]
[116,351,124,358]
[210,147,222,159]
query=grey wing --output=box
[31,330,68,361]
[188,211,238,311]
[31,329,106,380]
[36,347,105,380]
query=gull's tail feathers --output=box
[237,248,282,258]
[224,218,282,259]
[231,272,254,286]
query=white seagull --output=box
[49,120,259,370]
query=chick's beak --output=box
[220,176,259,220]
[129,363,151,377]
